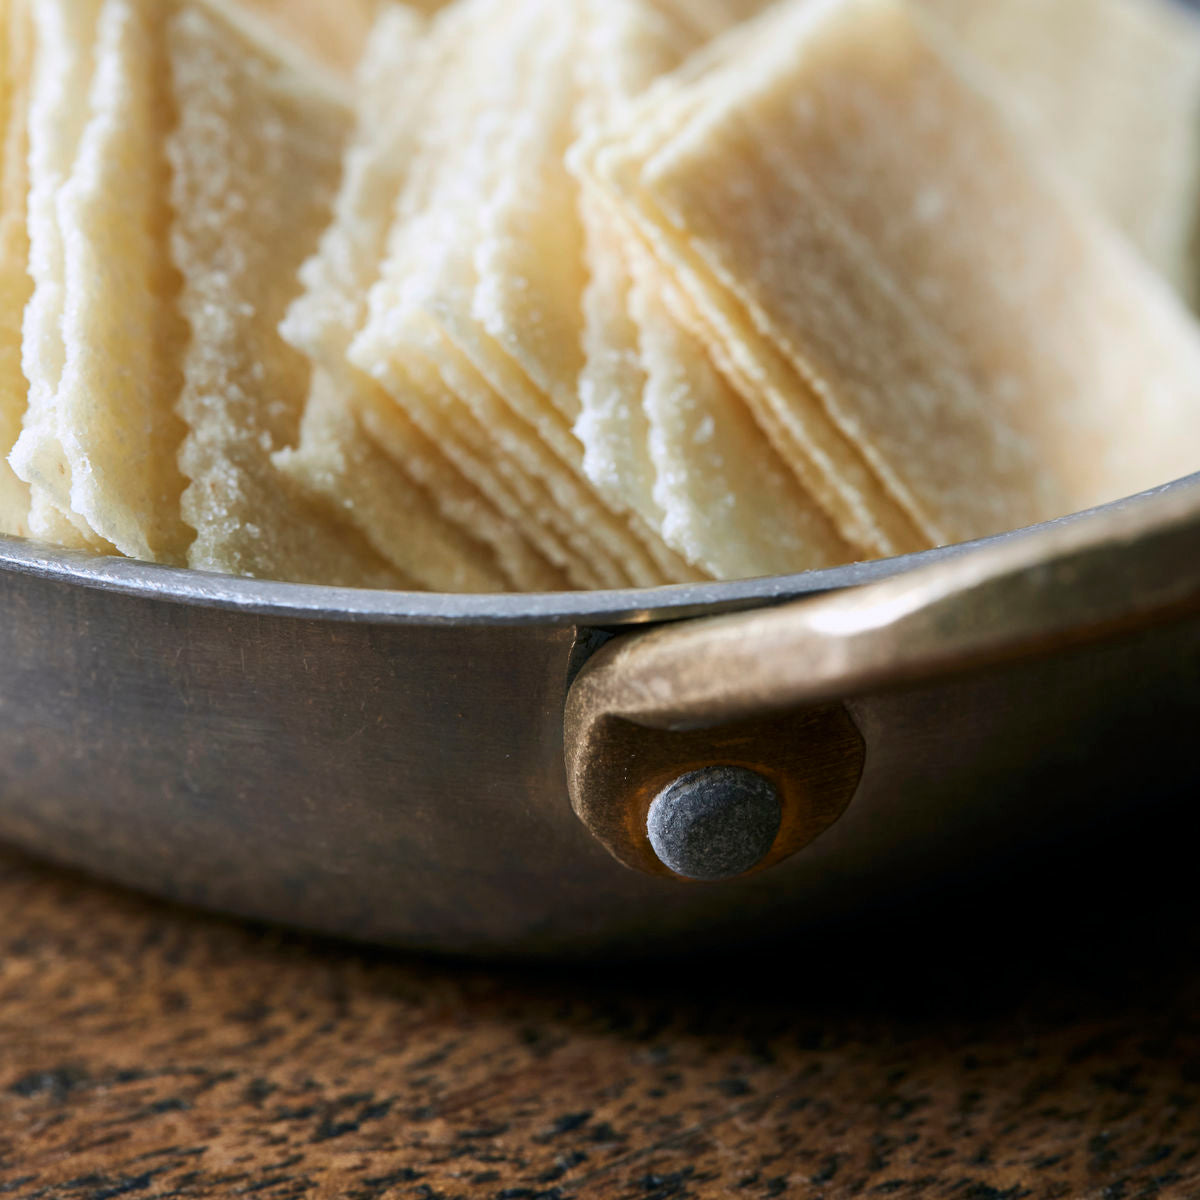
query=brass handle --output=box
[564,476,1200,880]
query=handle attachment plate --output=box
[565,477,1200,879]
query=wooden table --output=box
[0,842,1196,1199]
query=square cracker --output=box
[44,0,190,562]
[168,0,411,584]
[582,0,1200,550]
[277,371,511,592]
[13,0,410,584]
[361,363,590,590]
[282,2,430,374]
[574,0,917,562]
[575,0,848,577]
[917,0,1200,304]
[9,0,111,548]
[369,309,618,590]
[575,6,923,557]
[345,390,569,592]
[351,0,676,587]
[333,0,611,589]
[471,2,588,425]
[467,0,696,581]
[573,0,690,559]
[575,189,662,542]
[279,3,562,590]
[353,0,623,579]
[631,252,849,580]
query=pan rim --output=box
[1,471,1198,628]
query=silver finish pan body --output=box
[1,475,1198,958]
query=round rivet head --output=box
[646,766,782,882]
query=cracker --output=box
[420,288,652,589]
[576,5,920,557]
[608,166,927,557]
[27,493,92,546]
[361,344,603,589]
[466,0,695,581]
[279,4,561,591]
[347,394,568,592]
[575,192,662,541]
[0,0,32,536]
[572,0,689,559]
[316,0,609,587]
[282,3,430,373]
[586,0,1200,549]
[630,249,849,580]
[375,312,617,590]
[425,4,654,586]
[168,0,404,584]
[331,1,581,585]
[9,0,110,548]
[44,0,191,561]
[580,5,971,555]
[351,0,656,587]
[276,371,511,591]
[917,0,1200,302]
[471,2,587,423]
[356,0,687,586]
[575,0,842,576]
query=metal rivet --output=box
[646,766,782,882]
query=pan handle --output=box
[563,479,1200,881]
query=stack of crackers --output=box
[2,0,1199,592]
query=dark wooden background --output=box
[0,823,1197,1200]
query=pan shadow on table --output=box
[0,791,1195,1200]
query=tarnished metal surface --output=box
[646,767,783,881]
[0,474,1198,958]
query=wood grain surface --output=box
[0,841,1196,1200]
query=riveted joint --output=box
[564,697,865,882]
